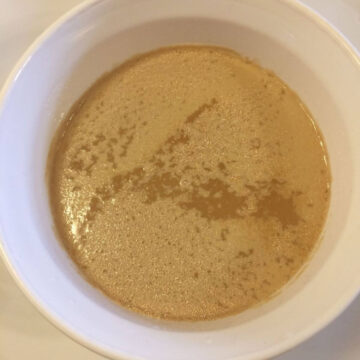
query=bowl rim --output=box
[0,0,359,359]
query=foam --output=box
[48,45,330,320]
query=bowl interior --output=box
[0,0,360,359]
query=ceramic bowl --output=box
[0,0,359,359]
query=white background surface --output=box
[0,0,359,359]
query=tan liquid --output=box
[48,45,330,321]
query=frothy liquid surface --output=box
[48,46,330,320]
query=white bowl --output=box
[0,0,359,359]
